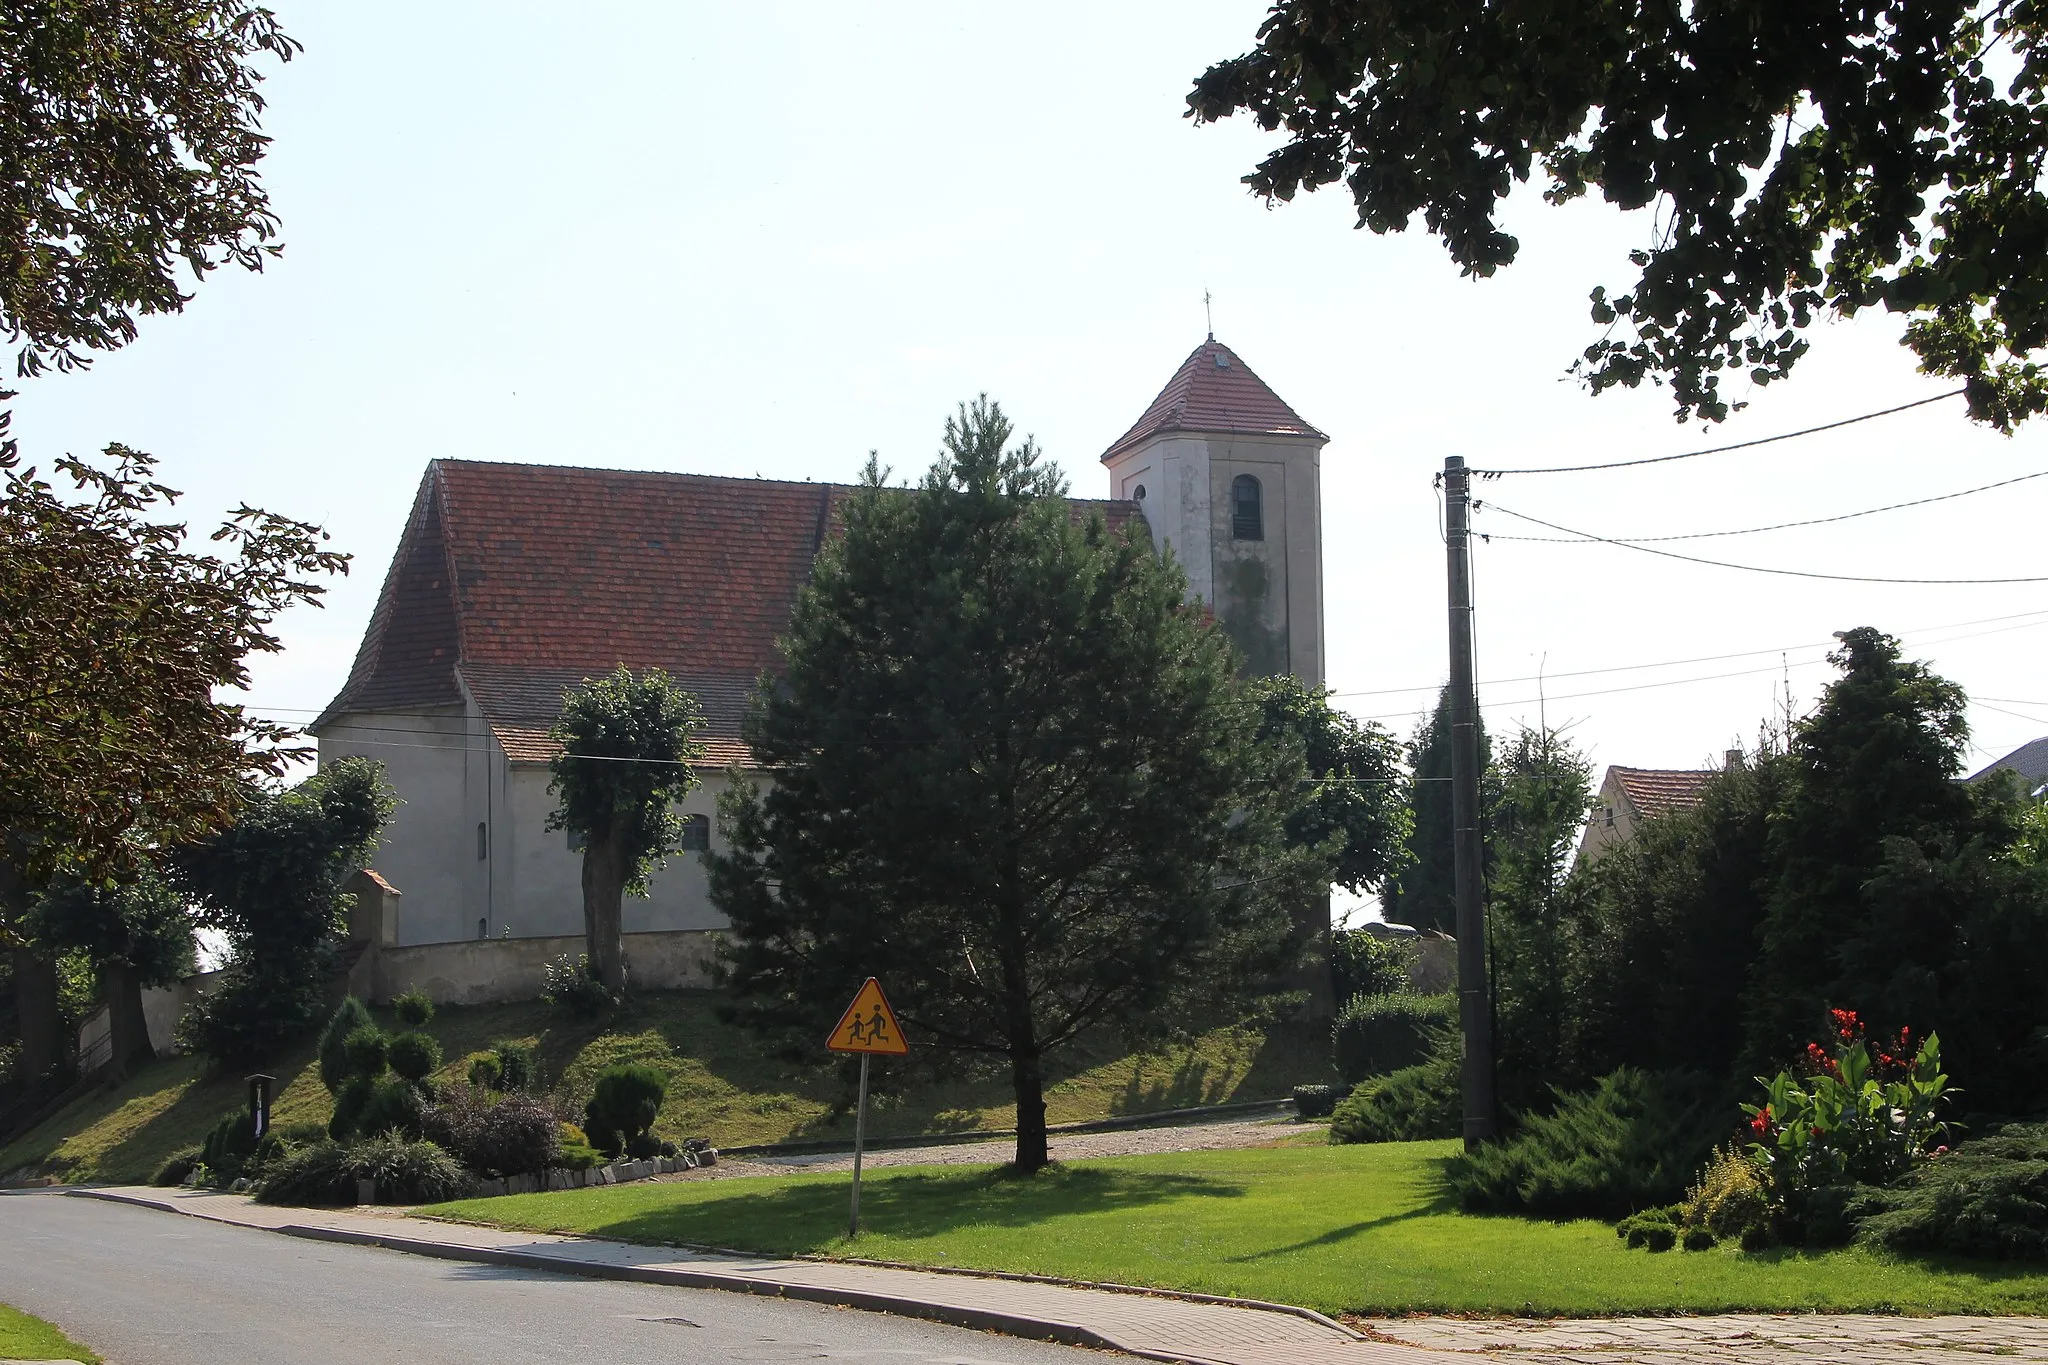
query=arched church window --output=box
[1231,475,1263,541]
[680,814,711,852]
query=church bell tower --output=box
[1101,337,1327,685]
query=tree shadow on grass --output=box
[577,1164,1246,1255]
[1214,1148,1462,1263]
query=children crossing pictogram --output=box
[826,977,908,1055]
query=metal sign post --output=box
[824,977,907,1241]
[849,1053,871,1238]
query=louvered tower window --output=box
[1231,474,1263,541]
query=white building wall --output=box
[1104,430,1324,686]
[318,707,481,946]
[319,711,749,947]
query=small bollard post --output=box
[246,1073,275,1142]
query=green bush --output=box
[1333,991,1455,1084]
[1329,928,1413,1002]
[391,989,435,1029]
[176,962,330,1069]
[583,1062,668,1156]
[253,1141,354,1206]
[467,1053,503,1090]
[1853,1122,2048,1260]
[1616,1204,1681,1251]
[556,1140,607,1171]
[542,953,615,1017]
[201,1108,260,1182]
[494,1040,535,1091]
[154,1147,204,1187]
[317,997,375,1093]
[1449,1068,1725,1220]
[1683,1143,1771,1243]
[342,1024,389,1080]
[1329,1044,1460,1144]
[344,1133,473,1203]
[355,1075,424,1140]
[329,1075,373,1141]
[387,1030,443,1082]
[1293,1084,1343,1119]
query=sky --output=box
[13,3,2047,921]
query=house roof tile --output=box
[1102,338,1325,463]
[318,461,1140,765]
[1610,766,1717,819]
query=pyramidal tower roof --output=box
[1101,337,1326,463]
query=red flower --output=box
[1811,1126,1824,1138]
[1750,1107,1773,1136]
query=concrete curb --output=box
[66,1188,1378,1363]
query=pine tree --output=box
[1383,687,1490,933]
[710,399,1322,1172]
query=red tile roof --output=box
[318,461,1141,765]
[1102,338,1326,463]
[1611,766,1717,819]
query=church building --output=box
[313,338,1328,990]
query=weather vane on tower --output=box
[1203,287,1214,340]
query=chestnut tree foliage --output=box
[1,0,298,377]
[710,401,1324,1172]
[1191,1,2048,428]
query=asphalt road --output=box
[0,1194,1102,1365]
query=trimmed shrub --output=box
[254,1141,354,1206]
[584,1063,667,1156]
[1616,1204,1681,1251]
[387,1031,443,1083]
[468,1053,504,1090]
[318,997,375,1093]
[329,1075,374,1141]
[391,989,435,1029]
[345,1134,473,1203]
[1853,1122,2048,1260]
[423,1089,561,1178]
[1333,991,1456,1084]
[1293,1084,1343,1120]
[342,1025,389,1080]
[176,963,329,1068]
[154,1147,204,1187]
[1448,1068,1725,1220]
[356,1075,425,1139]
[1330,1047,1460,1144]
[201,1108,260,1182]
[494,1040,535,1091]
[556,1140,607,1171]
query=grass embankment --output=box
[0,991,1329,1185]
[425,1140,2048,1317]
[0,1303,99,1362]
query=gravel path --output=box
[667,1113,1309,1181]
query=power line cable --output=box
[1473,500,2048,584]
[1323,607,2048,700]
[1465,389,1965,477]
[1478,467,2048,543]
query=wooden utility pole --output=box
[1441,455,1496,1147]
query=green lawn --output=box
[0,1303,99,1362]
[1,991,1329,1185]
[423,1140,2048,1317]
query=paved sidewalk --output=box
[71,1187,2048,1364]
[1358,1312,2048,1362]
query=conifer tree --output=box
[710,399,1321,1172]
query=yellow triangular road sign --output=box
[826,977,908,1055]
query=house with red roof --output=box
[1575,758,1736,866]
[312,337,1329,992]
